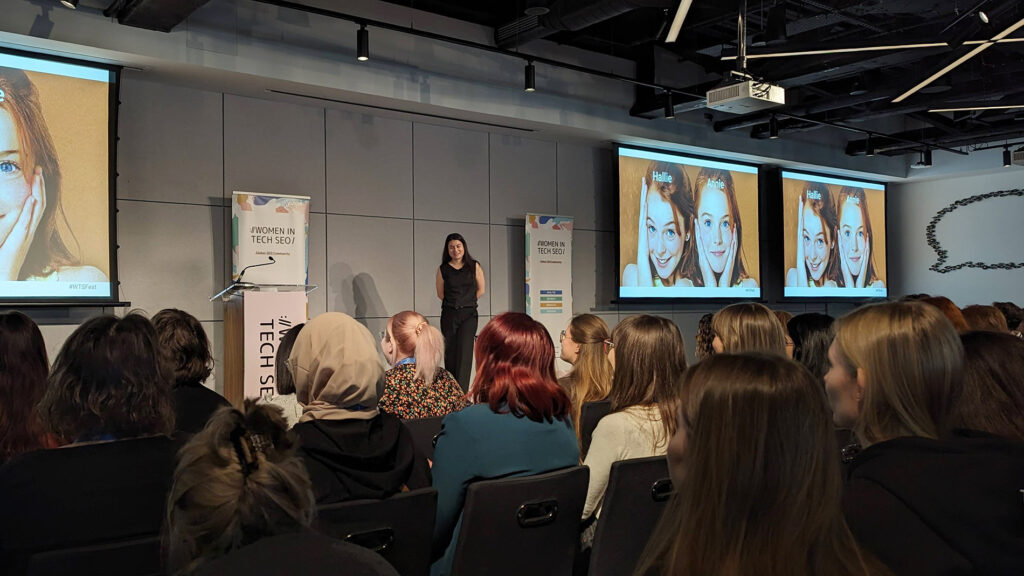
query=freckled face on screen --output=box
[697,186,733,275]
[802,205,830,283]
[646,192,683,281]
[0,108,32,243]
[839,201,867,277]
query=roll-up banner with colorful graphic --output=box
[526,214,574,363]
[232,192,310,285]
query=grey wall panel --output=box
[489,134,556,223]
[308,212,328,318]
[488,224,525,315]
[412,124,489,223]
[326,110,413,218]
[224,95,326,212]
[557,143,615,232]
[117,200,225,321]
[119,79,223,205]
[414,220,490,317]
[572,229,617,314]
[326,215,414,319]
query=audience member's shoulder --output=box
[193,532,399,576]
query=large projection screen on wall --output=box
[781,170,887,299]
[617,145,760,300]
[0,49,118,304]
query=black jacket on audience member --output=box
[193,532,399,576]
[0,435,180,575]
[294,412,430,504]
[174,382,231,435]
[842,430,1024,576]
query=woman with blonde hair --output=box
[826,301,1024,576]
[582,314,685,521]
[558,314,613,448]
[379,311,466,420]
[711,302,787,356]
[637,354,891,576]
[165,402,396,576]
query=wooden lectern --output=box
[211,282,316,406]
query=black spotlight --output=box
[865,134,875,157]
[924,148,932,166]
[769,115,779,139]
[525,61,536,93]
[357,25,369,62]
[1004,146,1012,168]
[664,93,675,119]
[60,0,78,7]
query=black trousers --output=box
[441,306,478,392]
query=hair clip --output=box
[415,321,428,336]
[230,424,261,477]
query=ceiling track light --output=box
[664,92,675,119]
[1004,146,1012,168]
[357,24,369,61]
[768,115,779,139]
[524,61,536,93]
[60,0,78,7]
[865,134,875,157]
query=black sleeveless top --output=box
[440,262,477,310]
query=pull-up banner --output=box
[232,191,310,285]
[526,214,574,363]
[242,290,308,399]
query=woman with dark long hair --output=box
[430,312,577,576]
[435,233,485,390]
[0,311,56,464]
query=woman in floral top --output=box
[379,311,468,419]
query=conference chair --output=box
[25,534,162,576]
[402,416,445,460]
[587,456,673,576]
[449,465,589,576]
[316,487,437,576]
[579,400,612,458]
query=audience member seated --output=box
[0,314,179,575]
[711,302,787,355]
[774,309,794,356]
[379,311,467,419]
[920,296,969,333]
[787,312,836,382]
[637,354,891,576]
[961,305,1010,333]
[829,301,1024,576]
[583,315,684,523]
[693,313,715,362]
[258,323,304,428]
[166,402,397,576]
[153,308,230,435]
[430,312,578,576]
[557,313,613,455]
[992,301,1023,334]
[287,312,430,504]
[954,331,1024,443]
[0,311,57,465]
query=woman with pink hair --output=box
[379,311,466,419]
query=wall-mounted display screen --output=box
[618,146,760,299]
[782,170,887,299]
[0,49,117,303]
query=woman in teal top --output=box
[430,312,579,576]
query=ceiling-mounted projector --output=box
[707,80,785,114]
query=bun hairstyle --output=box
[166,402,315,575]
[389,311,445,383]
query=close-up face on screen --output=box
[618,146,760,300]
[0,51,115,302]
[782,171,887,299]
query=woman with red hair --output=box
[430,312,578,576]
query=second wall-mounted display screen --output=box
[782,170,887,299]
[618,146,760,299]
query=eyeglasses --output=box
[603,339,616,349]
[559,330,566,341]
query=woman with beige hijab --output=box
[287,312,430,504]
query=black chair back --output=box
[579,401,612,458]
[26,534,162,576]
[315,487,437,576]
[450,466,589,576]
[588,456,673,576]
[402,416,445,460]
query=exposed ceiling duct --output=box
[495,0,675,48]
